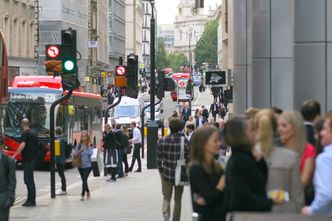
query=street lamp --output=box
[146,0,158,169]
[187,28,197,73]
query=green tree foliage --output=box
[156,37,169,70]
[194,19,218,66]
[167,53,189,72]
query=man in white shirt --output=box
[302,113,332,216]
[129,121,142,172]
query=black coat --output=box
[189,164,224,221]
[223,148,272,217]
[114,129,124,149]
[102,131,115,150]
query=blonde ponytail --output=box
[255,109,275,157]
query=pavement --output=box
[10,158,193,221]
[9,87,232,221]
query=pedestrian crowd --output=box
[157,99,332,221]
[0,118,143,220]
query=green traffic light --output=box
[64,60,74,71]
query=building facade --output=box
[216,5,222,68]
[87,0,109,93]
[38,0,89,85]
[0,0,37,80]
[221,0,233,71]
[125,0,143,65]
[230,0,332,114]
[109,0,126,69]
[173,0,210,66]
[157,24,175,54]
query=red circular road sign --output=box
[46,45,60,59]
[179,81,186,87]
[116,66,126,76]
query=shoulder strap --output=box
[180,136,185,160]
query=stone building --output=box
[0,0,37,80]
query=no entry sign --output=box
[46,45,60,59]
[116,66,126,76]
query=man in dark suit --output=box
[301,100,321,146]
[0,138,16,221]
[201,105,209,121]
[210,101,220,122]
[181,105,191,122]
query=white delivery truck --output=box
[108,96,144,128]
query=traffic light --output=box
[126,53,139,98]
[61,28,79,90]
[157,71,165,99]
[61,28,77,75]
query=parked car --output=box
[144,102,164,127]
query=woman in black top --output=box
[189,126,225,221]
[222,117,281,218]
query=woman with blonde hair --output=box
[255,109,303,212]
[278,111,316,205]
[74,132,94,200]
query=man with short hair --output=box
[12,119,38,207]
[195,112,206,128]
[55,127,67,195]
[302,113,332,215]
[0,137,16,221]
[157,118,189,221]
[201,105,209,120]
[129,121,142,172]
[185,124,194,141]
[181,104,191,122]
[209,100,220,122]
[301,100,321,146]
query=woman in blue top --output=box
[74,132,93,201]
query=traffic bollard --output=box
[54,140,60,157]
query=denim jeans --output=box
[78,167,92,195]
[56,163,66,192]
[117,149,125,177]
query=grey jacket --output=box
[265,147,304,213]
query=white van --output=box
[109,96,144,128]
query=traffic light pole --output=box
[104,93,122,124]
[140,98,162,159]
[50,90,73,198]
[147,0,158,169]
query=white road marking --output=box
[12,175,99,208]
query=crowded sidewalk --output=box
[9,157,193,221]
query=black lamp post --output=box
[146,0,158,169]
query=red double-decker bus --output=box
[3,76,103,163]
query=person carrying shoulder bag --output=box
[74,132,93,201]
